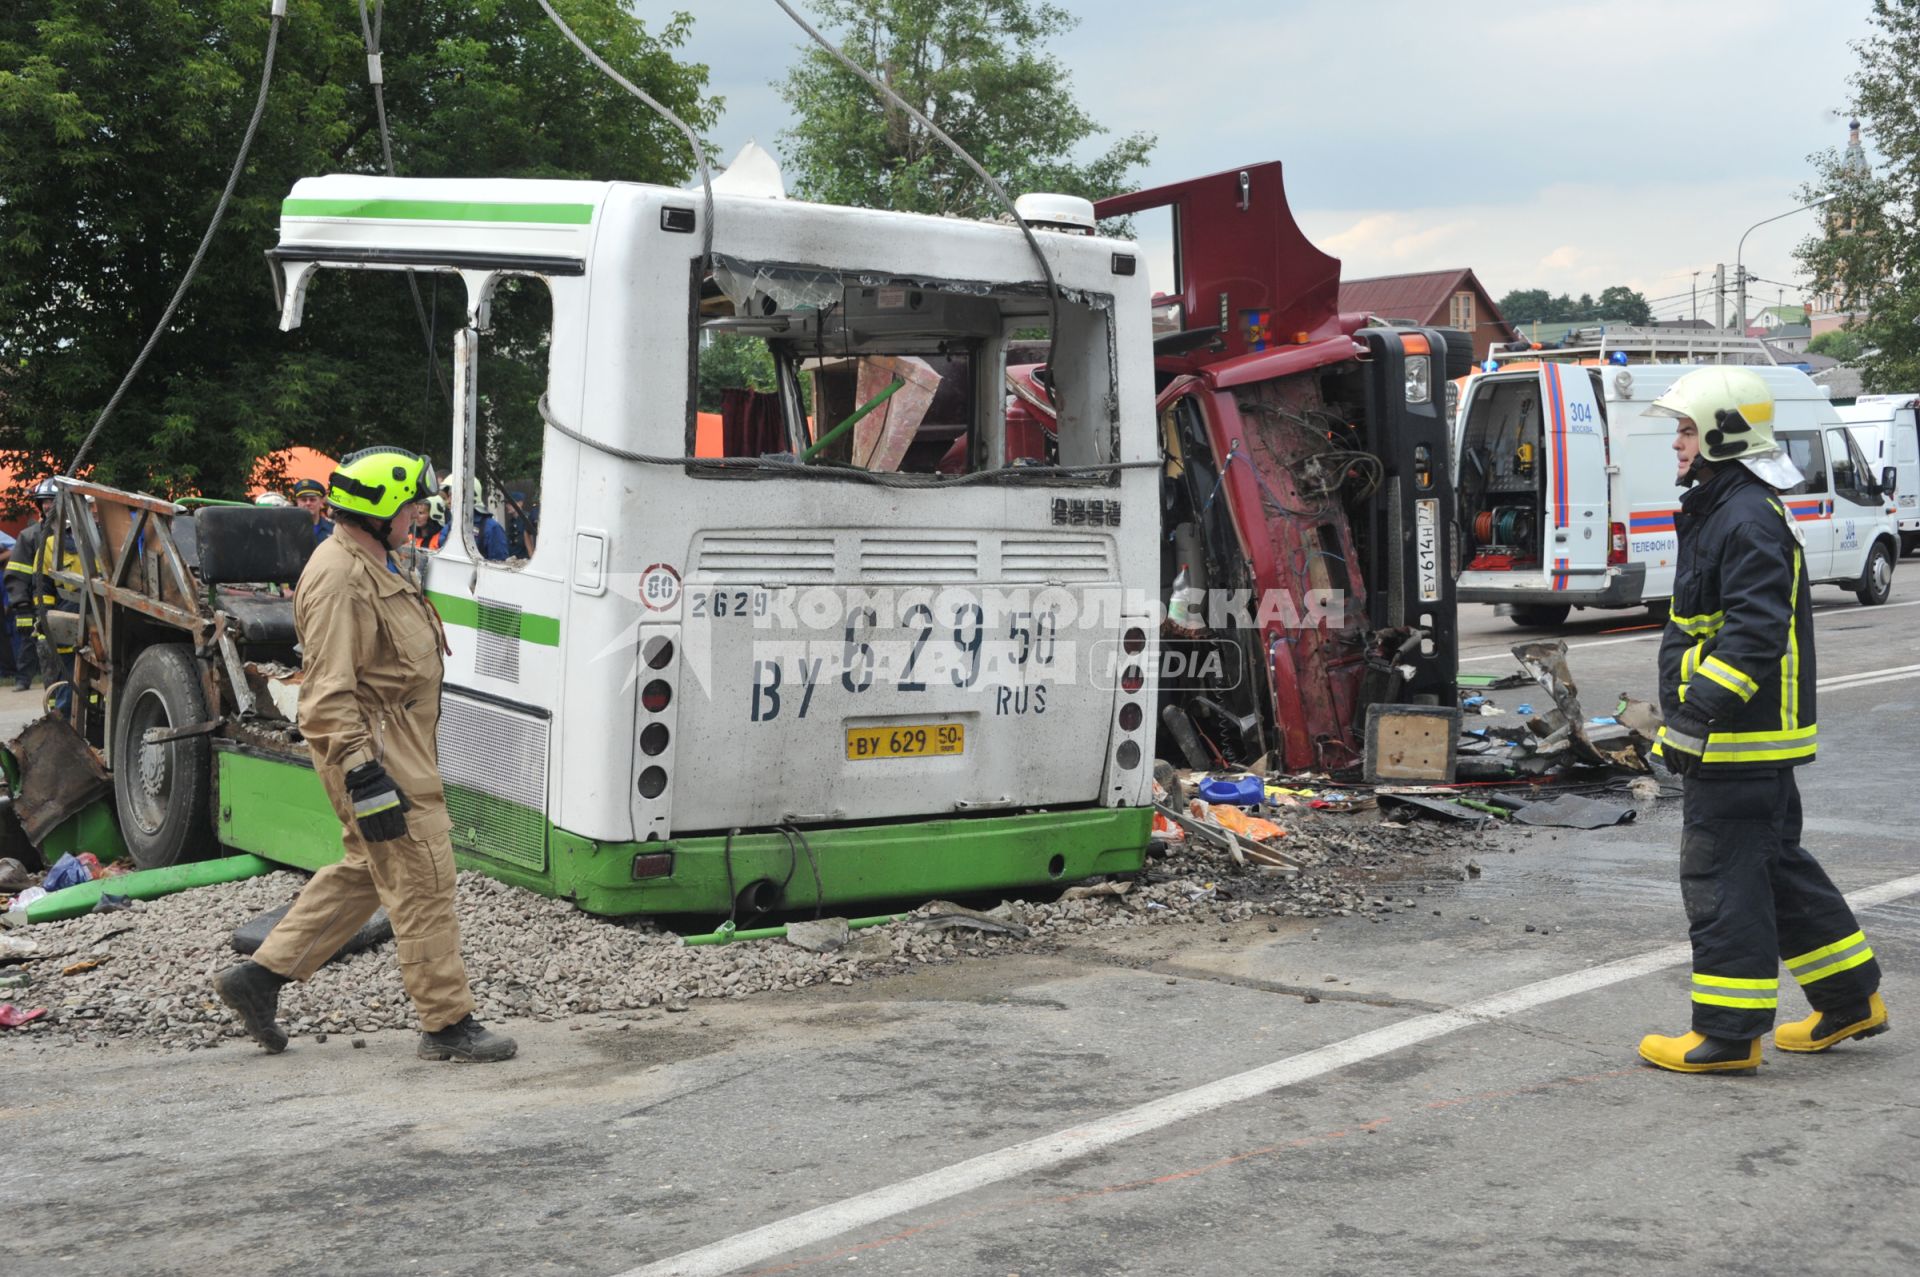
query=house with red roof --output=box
[1338,268,1520,362]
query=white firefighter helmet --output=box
[1647,367,1803,489]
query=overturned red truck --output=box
[1018,162,1462,772]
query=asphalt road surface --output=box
[5,567,1919,1276]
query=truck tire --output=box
[114,643,215,869]
[1509,603,1571,628]
[1854,539,1895,606]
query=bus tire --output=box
[1509,603,1571,629]
[1854,539,1895,607]
[114,643,215,869]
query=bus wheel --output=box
[1509,604,1571,628]
[114,644,215,868]
[1855,540,1895,606]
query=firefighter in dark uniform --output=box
[1640,367,1888,1074]
[4,479,58,691]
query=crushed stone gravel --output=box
[2,811,1484,1051]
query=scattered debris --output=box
[906,902,1031,940]
[783,918,851,953]
[1509,793,1638,830]
[0,1003,48,1028]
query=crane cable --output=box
[531,0,712,268]
[769,0,1064,408]
[65,1,287,477]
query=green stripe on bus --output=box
[427,591,561,647]
[281,198,594,225]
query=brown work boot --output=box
[215,961,290,1054]
[418,1014,517,1063]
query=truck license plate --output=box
[846,723,965,761]
[1415,498,1440,603]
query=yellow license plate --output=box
[845,722,965,761]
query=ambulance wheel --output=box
[1854,540,1895,606]
[114,643,214,869]
[1509,604,1570,628]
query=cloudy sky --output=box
[658,0,1875,321]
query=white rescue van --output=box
[1453,363,1900,625]
[1836,394,1920,555]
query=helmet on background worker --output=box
[1647,367,1802,490]
[254,491,292,507]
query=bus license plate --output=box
[846,723,965,761]
[1415,497,1440,603]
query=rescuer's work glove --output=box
[1659,705,1712,779]
[345,761,411,842]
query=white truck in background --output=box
[1837,394,1920,556]
[1452,362,1901,625]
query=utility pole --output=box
[1692,271,1701,322]
[1736,197,1835,342]
[1714,263,1726,329]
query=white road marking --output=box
[1461,599,1920,665]
[1820,666,1920,692]
[618,872,1920,1277]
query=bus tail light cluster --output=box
[1106,623,1153,796]
[633,631,679,872]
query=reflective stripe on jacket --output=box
[1657,465,1817,771]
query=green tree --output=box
[1496,288,1556,325]
[697,334,779,412]
[1807,327,1868,362]
[0,1,716,503]
[1498,285,1647,326]
[1597,286,1652,325]
[1796,2,1914,391]
[775,0,1154,217]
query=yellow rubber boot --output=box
[1775,993,1888,1053]
[1638,1030,1762,1075]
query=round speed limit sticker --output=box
[640,563,682,611]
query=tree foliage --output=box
[1497,286,1650,326]
[0,0,716,503]
[774,0,1154,217]
[1807,327,1868,362]
[1795,1,1918,392]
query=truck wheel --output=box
[1509,604,1571,628]
[1855,540,1895,606]
[114,644,214,868]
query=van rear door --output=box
[1539,363,1610,590]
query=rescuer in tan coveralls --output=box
[216,447,516,1063]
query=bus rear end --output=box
[574,191,1160,916]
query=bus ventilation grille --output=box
[859,535,979,582]
[438,691,548,872]
[695,533,836,583]
[475,599,522,683]
[1000,535,1115,582]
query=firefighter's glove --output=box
[1659,705,1712,779]
[345,761,411,843]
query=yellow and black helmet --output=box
[327,447,437,520]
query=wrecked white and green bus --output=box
[17,173,1163,917]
